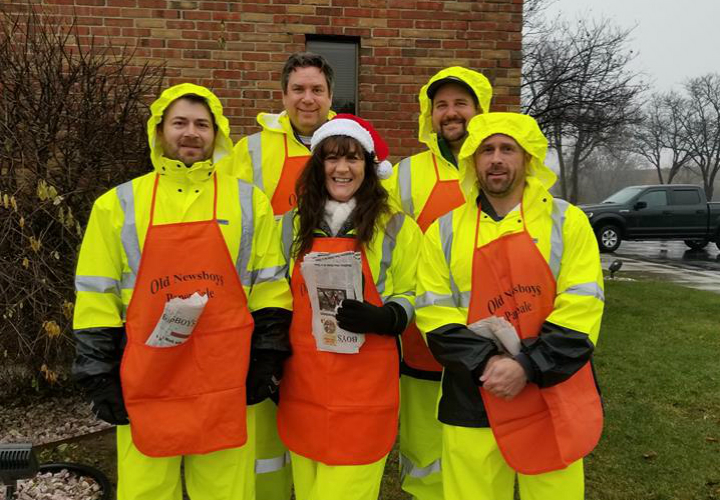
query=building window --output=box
[306,37,358,114]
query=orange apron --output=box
[277,237,400,466]
[270,135,310,216]
[402,154,465,373]
[121,174,254,457]
[467,204,603,475]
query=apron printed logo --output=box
[149,271,225,295]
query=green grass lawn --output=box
[585,279,720,500]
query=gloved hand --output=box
[84,375,129,425]
[336,299,406,336]
[246,349,286,405]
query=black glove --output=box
[246,349,286,405]
[84,375,129,425]
[336,299,406,336]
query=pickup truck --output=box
[579,184,720,252]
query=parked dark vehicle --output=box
[579,185,720,253]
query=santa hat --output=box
[310,114,393,180]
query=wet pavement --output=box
[600,240,720,294]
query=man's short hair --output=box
[159,93,217,131]
[281,52,335,95]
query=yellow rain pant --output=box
[253,399,292,500]
[442,425,584,500]
[116,405,256,500]
[290,451,388,500]
[399,375,443,500]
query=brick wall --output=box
[1,0,522,160]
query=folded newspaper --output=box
[145,292,208,347]
[467,316,521,356]
[301,251,365,354]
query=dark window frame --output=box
[306,35,360,115]
[638,190,668,207]
[671,189,702,206]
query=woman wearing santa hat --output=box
[276,114,422,500]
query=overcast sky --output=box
[543,0,720,92]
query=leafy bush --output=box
[0,7,165,394]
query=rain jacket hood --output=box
[458,112,557,198]
[255,110,336,135]
[418,67,493,155]
[147,83,233,177]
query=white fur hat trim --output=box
[310,119,375,154]
[377,160,393,180]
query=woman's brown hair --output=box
[292,135,390,258]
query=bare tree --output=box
[523,18,646,202]
[0,6,165,391]
[631,92,693,184]
[578,143,646,203]
[681,74,720,200]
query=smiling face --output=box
[158,97,216,167]
[282,66,333,136]
[474,133,527,201]
[321,137,367,203]
[431,82,479,146]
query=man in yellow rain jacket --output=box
[72,83,292,500]
[381,66,492,500]
[416,112,604,500]
[222,51,335,217]
[219,51,335,500]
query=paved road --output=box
[600,240,720,294]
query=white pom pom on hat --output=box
[310,113,393,180]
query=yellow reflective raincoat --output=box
[276,207,421,500]
[72,83,292,500]
[415,112,603,499]
[220,110,335,203]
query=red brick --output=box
[373,28,398,37]
[344,8,373,17]
[316,7,344,16]
[242,52,270,61]
[105,18,134,27]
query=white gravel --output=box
[0,469,103,500]
[0,394,111,445]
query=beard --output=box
[439,120,468,143]
[478,170,518,198]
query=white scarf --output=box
[323,198,357,236]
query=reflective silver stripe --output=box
[247,132,264,191]
[121,272,135,290]
[416,291,454,308]
[255,451,290,474]
[458,290,471,308]
[549,199,569,280]
[281,210,295,264]
[251,265,286,285]
[376,213,405,296]
[438,211,463,305]
[75,275,120,295]
[397,157,414,216]
[386,296,414,324]
[117,181,141,277]
[236,180,255,287]
[563,282,605,302]
[399,453,441,482]
[416,290,471,309]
